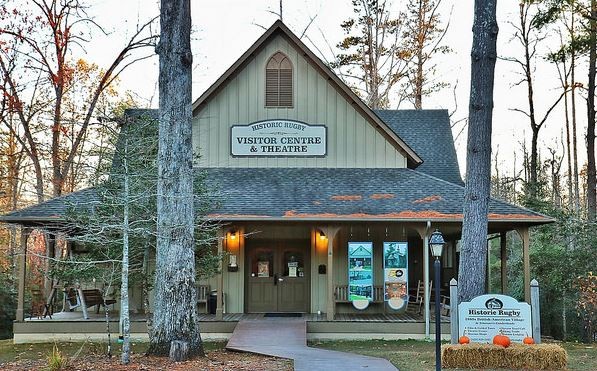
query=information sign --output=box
[348,242,373,301]
[459,294,532,343]
[383,242,408,309]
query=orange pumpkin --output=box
[523,336,535,344]
[458,335,470,344]
[493,333,511,348]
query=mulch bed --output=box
[1,348,293,370]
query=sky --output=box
[82,0,585,179]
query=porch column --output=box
[44,232,56,298]
[415,222,431,339]
[16,227,31,322]
[516,227,531,303]
[216,228,224,320]
[500,232,507,294]
[321,226,340,321]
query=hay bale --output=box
[442,343,567,370]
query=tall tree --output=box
[586,0,596,220]
[0,0,156,201]
[507,1,567,201]
[401,0,450,109]
[458,0,498,302]
[332,0,409,109]
[148,0,203,359]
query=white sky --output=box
[83,0,588,179]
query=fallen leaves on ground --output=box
[0,348,292,371]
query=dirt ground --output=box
[0,341,292,371]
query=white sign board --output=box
[459,294,532,343]
[231,120,326,156]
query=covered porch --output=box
[14,311,451,344]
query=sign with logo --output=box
[383,242,408,310]
[231,120,326,156]
[459,294,532,343]
[348,242,373,301]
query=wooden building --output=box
[1,21,551,343]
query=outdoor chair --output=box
[406,280,432,314]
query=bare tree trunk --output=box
[458,0,498,302]
[587,0,597,220]
[571,6,580,214]
[148,0,203,359]
[120,134,131,365]
[415,0,424,110]
[563,67,573,208]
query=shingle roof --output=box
[376,110,463,185]
[204,168,549,223]
[0,188,98,223]
[1,168,550,225]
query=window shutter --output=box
[265,52,293,108]
[265,69,280,106]
[279,69,292,107]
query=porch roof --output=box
[205,167,552,225]
[0,168,552,227]
[0,188,98,226]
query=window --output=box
[265,52,293,107]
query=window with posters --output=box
[383,242,408,310]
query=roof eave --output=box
[207,215,554,225]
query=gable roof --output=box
[191,20,423,168]
[376,110,463,185]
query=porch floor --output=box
[24,311,449,323]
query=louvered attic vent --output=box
[265,52,293,108]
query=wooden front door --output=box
[246,240,310,313]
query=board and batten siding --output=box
[193,34,408,168]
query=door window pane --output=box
[252,249,274,277]
[283,251,304,277]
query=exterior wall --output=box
[215,223,457,315]
[193,34,408,168]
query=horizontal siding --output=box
[194,35,407,168]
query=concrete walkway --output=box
[226,317,398,371]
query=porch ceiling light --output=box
[429,229,445,259]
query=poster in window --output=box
[348,242,373,301]
[257,261,269,277]
[383,242,408,308]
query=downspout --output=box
[424,220,431,339]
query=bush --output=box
[0,267,16,339]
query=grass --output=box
[310,339,597,371]
[1,338,595,370]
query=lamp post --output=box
[429,229,446,371]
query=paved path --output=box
[226,317,398,371]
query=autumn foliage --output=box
[576,272,597,341]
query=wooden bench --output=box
[334,285,384,305]
[197,285,210,313]
[67,288,116,318]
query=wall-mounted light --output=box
[230,230,237,240]
[319,230,326,240]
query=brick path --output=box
[226,317,398,371]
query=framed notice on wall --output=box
[383,242,408,310]
[348,242,374,301]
